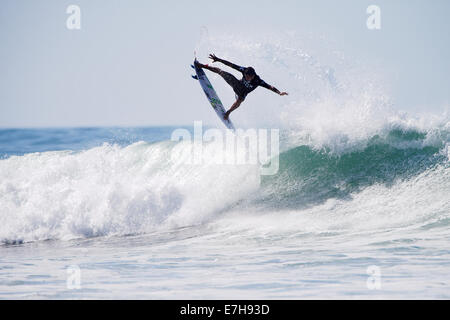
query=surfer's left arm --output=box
[260,80,288,96]
[209,54,244,72]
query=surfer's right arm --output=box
[259,79,289,96]
[209,54,244,72]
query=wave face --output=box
[260,128,448,209]
[0,125,448,244]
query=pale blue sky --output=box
[0,0,448,127]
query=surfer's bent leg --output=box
[224,97,244,120]
[218,70,241,89]
[200,64,241,89]
[201,65,222,74]
[199,63,246,115]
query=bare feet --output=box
[195,60,208,69]
[224,111,230,120]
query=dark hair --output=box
[244,67,256,76]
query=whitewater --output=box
[1,32,449,299]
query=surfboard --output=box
[191,59,235,130]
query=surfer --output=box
[195,54,288,120]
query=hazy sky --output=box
[0,0,448,127]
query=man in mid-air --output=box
[195,54,288,120]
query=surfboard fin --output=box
[191,75,198,80]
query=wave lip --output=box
[261,127,449,210]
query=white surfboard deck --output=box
[192,60,235,130]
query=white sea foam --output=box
[0,141,260,243]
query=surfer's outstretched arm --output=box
[259,80,288,96]
[209,54,244,72]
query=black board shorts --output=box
[218,70,247,100]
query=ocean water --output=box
[1,33,450,299]
[0,122,448,299]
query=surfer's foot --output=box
[224,111,230,120]
[195,61,207,69]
